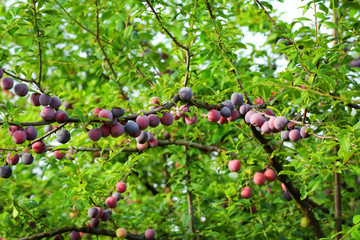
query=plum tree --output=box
[56,129,71,144]
[0,1,358,239]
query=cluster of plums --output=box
[227,160,279,200]
[67,181,155,240]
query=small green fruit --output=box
[300,217,309,228]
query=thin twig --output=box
[313,0,318,50]
[54,0,112,45]
[33,0,42,86]
[143,0,189,51]
[94,0,128,100]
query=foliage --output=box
[0,0,360,239]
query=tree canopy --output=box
[1,0,360,239]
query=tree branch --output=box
[249,125,325,239]
[143,0,189,51]
[33,0,43,86]
[17,226,146,240]
[94,1,128,100]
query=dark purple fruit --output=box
[56,129,71,144]
[22,153,34,165]
[136,131,148,144]
[160,112,174,126]
[111,123,124,137]
[100,125,111,137]
[125,121,140,137]
[220,107,231,118]
[30,93,41,106]
[88,128,102,141]
[231,92,243,106]
[1,77,14,90]
[39,93,52,106]
[0,166,12,178]
[148,114,160,127]
[55,110,68,123]
[50,96,62,109]
[111,107,125,118]
[90,218,100,228]
[25,126,37,140]
[14,83,28,97]
[40,107,56,121]
[112,192,122,201]
[221,100,235,112]
[88,207,99,218]
[136,115,149,130]
[283,191,292,201]
[179,87,193,101]
[281,131,290,141]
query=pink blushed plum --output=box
[116,182,127,193]
[160,112,174,126]
[228,160,241,172]
[253,172,266,185]
[208,109,221,122]
[106,197,117,208]
[136,115,149,130]
[241,187,252,199]
[264,169,276,181]
[13,130,27,144]
[228,110,239,122]
[145,229,156,240]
